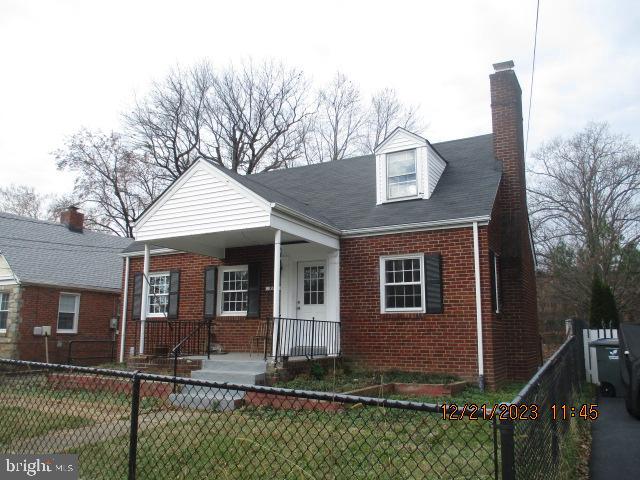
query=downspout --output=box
[119,256,130,363]
[473,222,485,391]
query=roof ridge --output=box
[0,211,130,243]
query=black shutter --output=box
[424,253,443,314]
[204,266,217,319]
[167,270,180,319]
[132,273,143,320]
[489,251,497,312]
[247,263,261,318]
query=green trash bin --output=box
[590,338,622,397]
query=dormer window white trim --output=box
[387,149,418,200]
[375,127,447,205]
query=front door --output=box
[296,261,326,320]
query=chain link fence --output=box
[0,359,497,479]
[0,330,586,479]
[499,332,585,480]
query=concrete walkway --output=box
[7,410,203,454]
[590,397,640,479]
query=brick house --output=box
[0,208,132,364]
[120,61,540,389]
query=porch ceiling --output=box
[143,227,307,258]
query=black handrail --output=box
[267,317,341,364]
[169,319,212,391]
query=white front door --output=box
[296,261,326,320]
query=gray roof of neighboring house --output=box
[233,133,501,231]
[0,212,133,292]
[126,134,501,254]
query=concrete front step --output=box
[200,358,267,371]
[169,390,244,411]
[171,355,268,411]
[190,369,266,385]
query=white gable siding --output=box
[0,255,17,284]
[427,147,446,197]
[136,163,270,241]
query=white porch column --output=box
[118,256,130,363]
[139,243,151,355]
[273,230,282,318]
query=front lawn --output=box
[75,403,497,479]
[0,406,93,445]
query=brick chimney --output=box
[60,206,84,233]
[489,60,542,380]
[490,60,527,257]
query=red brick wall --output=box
[122,246,274,357]
[17,285,118,364]
[339,227,498,385]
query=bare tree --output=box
[55,129,162,237]
[361,88,424,153]
[126,64,210,181]
[0,184,48,219]
[306,73,365,163]
[202,60,311,173]
[126,60,311,176]
[530,122,640,314]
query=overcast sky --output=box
[1,0,638,197]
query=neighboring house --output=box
[120,61,540,388]
[0,208,132,364]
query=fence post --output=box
[499,418,516,480]
[128,371,141,480]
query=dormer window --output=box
[375,127,447,205]
[387,149,418,199]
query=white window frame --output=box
[379,254,426,314]
[217,265,249,316]
[147,271,170,318]
[0,292,9,333]
[386,149,419,201]
[57,293,80,334]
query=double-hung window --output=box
[0,292,8,332]
[148,272,170,317]
[57,293,80,333]
[387,149,418,199]
[380,255,425,312]
[218,266,249,315]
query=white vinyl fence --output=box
[583,327,618,384]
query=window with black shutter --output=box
[132,272,143,320]
[379,253,443,314]
[246,263,261,318]
[167,270,180,319]
[204,266,217,318]
[424,253,443,314]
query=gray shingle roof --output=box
[0,213,133,291]
[233,133,501,231]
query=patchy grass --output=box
[75,403,497,479]
[275,367,460,393]
[390,383,525,405]
[559,385,595,480]
[0,406,93,445]
[0,377,165,414]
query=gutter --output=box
[472,222,485,391]
[341,215,491,237]
[270,203,342,236]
